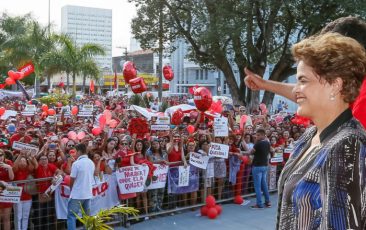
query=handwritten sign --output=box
[116,165,149,194]
[82,105,94,112]
[189,152,209,169]
[12,141,39,156]
[156,117,170,125]
[214,117,228,137]
[0,186,22,203]
[45,115,57,123]
[22,105,36,116]
[178,166,190,187]
[151,124,170,131]
[147,164,169,190]
[208,143,229,159]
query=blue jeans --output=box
[252,166,270,207]
[67,199,91,230]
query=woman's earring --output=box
[330,93,335,101]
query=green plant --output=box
[39,93,70,106]
[75,204,139,230]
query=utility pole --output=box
[157,0,164,101]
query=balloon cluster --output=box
[123,61,148,94]
[194,87,213,112]
[200,195,222,219]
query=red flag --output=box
[90,80,95,93]
[113,69,117,89]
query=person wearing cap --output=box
[9,124,32,147]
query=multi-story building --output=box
[61,5,112,70]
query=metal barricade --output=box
[7,161,283,229]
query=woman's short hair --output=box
[292,33,366,103]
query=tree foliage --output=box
[130,0,366,107]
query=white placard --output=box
[116,165,149,194]
[151,124,170,131]
[214,117,228,137]
[1,110,17,120]
[0,186,22,203]
[189,152,209,169]
[24,105,37,112]
[147,164,169,190]
[156,117,170,125]
[45,115,57,123]
[82,105,94,112]
[208,143,229,159]
[178,166,190,187]
[12,141,39,156]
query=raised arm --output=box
[244,68,296,102]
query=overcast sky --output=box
[0,0,137,56]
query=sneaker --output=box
[250,205,264,210]
[265,202,272,208]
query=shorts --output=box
[0,202,13,209]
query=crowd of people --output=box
[0,94,302,230]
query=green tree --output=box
[81,59,100,93]
[42,34,105,96]
[1,15,56,97]
[130,0,366,107]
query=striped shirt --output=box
[277,109,366,230]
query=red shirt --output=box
[351,79,366,129]
[9,134,32,146]
[35,164,58,193]
[14,168,32,200]
[0,159,13,182]
[168,148,182,167]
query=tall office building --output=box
[61,5,112,70]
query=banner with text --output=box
[214,117,228,137]
[168,166,199,194]
[147,164,169,190]
[189,152,209,169]
[0,186,22,203]
[116,165,149,194]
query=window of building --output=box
[223,80,227,94]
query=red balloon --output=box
[71,106,78,115]
[194,87,212,112]
[42,104,48,112]
[5,77,16,85]
[47,109,56,116]
[109,119,118,128]
[41,112,48,118]
[187,125,195,134]
[56,102,63,108]
[214,205,222,215]
[0,84,6,89]
[234,195,244,204]
[163,65,174,81]
[210,100,223,114]
[99,114,106,129]
[129,77,147,94]
[8,70,24,81]
[123,61,137,84]
[206,195,216,208]
[171,109,184,125]
[92,127,102,136]
[0,107,5,116]
[63,175,71,186]
[200,206,208,216]
[207,207,218,219]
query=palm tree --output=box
[55,35,105,96]
[81,59,100,93]
[1,18,56,97]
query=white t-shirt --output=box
[70,155,95,199]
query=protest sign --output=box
[22,105,36,116]
[214,117,228,137]
[12,141,39,156]
[271,148,284,163]
[1,110,17,120]
[82,105,94,112]
[45,115,57,123]
[168,166,199,194]
[116,165,149,194]
[78,105,94,117]
[208,143,229,159]
[156,117,170,125]
[189,152,209,169]
[178,166,190,187]
[0,186,22,203]
[151,124,170,131]
[147,164,169,190]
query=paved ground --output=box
[119,194,278,230]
